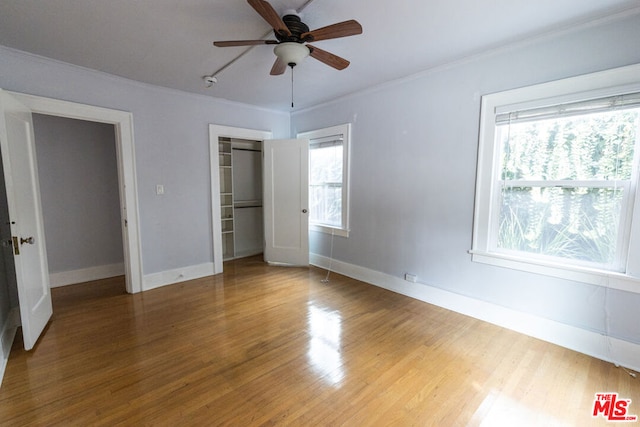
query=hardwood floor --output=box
[1,256,638,426]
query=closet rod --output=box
[234,205,262,209]
[232,148,261,152]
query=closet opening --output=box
[217,137,263,261]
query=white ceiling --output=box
[1,0,639,111]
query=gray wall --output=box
[32,114,123,274]
[292,13,640,345]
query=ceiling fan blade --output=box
[247,0,291,37]
[270,57,287,75]
[214,40,278,47]
[308,45,350,70]
[301,20,362,42]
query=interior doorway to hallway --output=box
[32,114,125,290]
[10,91,143,294]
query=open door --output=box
[0,90,52,350]
[263,138,309,266]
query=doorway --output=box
[32,114,125,289]
[9,91,142,294]
[210,125,310,272]
[218,137,264,261]
[210,125,272,273]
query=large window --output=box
[298,124,351,237]
[472,64,640,291]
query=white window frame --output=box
[298,123,351,237]
[471,63,640,294]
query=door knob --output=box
[302,209,308,213]
[20,236,34,245]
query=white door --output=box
[0,90,52,350]
[263,139,309,266]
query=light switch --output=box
[156,184,164,195]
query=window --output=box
[298,124,351,237]
[472,64,640,291]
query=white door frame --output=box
[10,92,143,294]
[209,125,271,274]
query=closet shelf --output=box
[219,137,262,261]
[234,199,263,209]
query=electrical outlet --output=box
[404,273,417,283]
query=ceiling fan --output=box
[213,0,363,75]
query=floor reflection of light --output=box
[307,304,344,386]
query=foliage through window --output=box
[472,65,640,288]
[497,103,639,270]
[299,124,350,237]
[310,140,343,227]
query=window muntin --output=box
[298,124,351,237]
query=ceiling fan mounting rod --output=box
[296,0,316,13]
[208,28,273,78]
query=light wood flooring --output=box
[1,255,638,426]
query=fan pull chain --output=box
[291,65,295,108]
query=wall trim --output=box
[310,253,640,372]
[143,262,215,291]
[0,308,20,387]
[49,263,125,288]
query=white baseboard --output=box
[0,308,20,387]
[50,263,125,288]
[143,262,215,291]
[311,253,640,372]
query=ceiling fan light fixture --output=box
[274,42,310,67]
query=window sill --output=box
[469,250,640,294]
[310,223,349,238]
